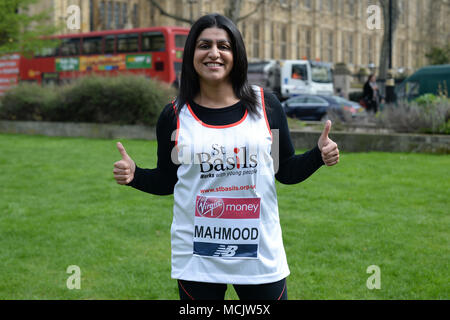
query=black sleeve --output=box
[127,103,179,195]
[264,92,324,185]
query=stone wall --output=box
[1,120,448,154]
[290,130,450,154]
[0,120,156,140]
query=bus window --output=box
[104,35,115,54]
[59,38,80,56]
[117,33,139,53]
[142,32,165,52]
[35,46,57,58]
[175,34,187,48]
[82,37,102,55]
[155,61,164,71]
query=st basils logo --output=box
[195,144,258,173]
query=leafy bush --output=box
[349,91,364,103]
[413,93,449,107]
[0,83,59,121]
[0,75,177,126]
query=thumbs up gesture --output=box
[113,142,136,185]
[317,120,339,167]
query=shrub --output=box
[0,75,177,126]
[349,91,364,103]
[377,99,450,134]
[0,83,59,121]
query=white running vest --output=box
[171,86,290,284]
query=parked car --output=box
[333,96,366,117]
[281,94,365,121]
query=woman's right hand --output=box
[113,142,136,185]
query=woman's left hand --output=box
[318,120,339,166]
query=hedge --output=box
[0,75,177,126]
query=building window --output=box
[253,23,260,58]
[399,41,407,67]
[368,36,374,65]
[114,2,120,29]
[133,4,139,28]
[122,2,128,28]
[327,0,334,13]
[305,29,312,59]
[106,1,112,29]
[271,22,275,58]
[99,1,105,29]
[400,0,408,25]
[280,25,287,59]
[327,31,334,62]
[347,33,354,64]
[347,0,355,16]
[304,0,311,9]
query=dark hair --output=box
[176,14,259,116]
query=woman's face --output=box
[193,27,234,84]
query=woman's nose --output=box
[207,45,220,59]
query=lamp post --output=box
[385,0,396,103]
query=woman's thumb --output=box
[320,120,332,141]
[116,142,129,160]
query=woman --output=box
[113,14,339,300]
[363,74,380,113]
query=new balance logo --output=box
[213,245,238,257]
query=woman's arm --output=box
[264,92,325,185]
[126,104,179,195]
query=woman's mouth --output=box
[204,62,224,68]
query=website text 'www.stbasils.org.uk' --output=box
[200,184,256,194]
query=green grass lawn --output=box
[0,133,448,300]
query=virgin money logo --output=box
[196,197,225,218]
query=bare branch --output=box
[148,0,194,25]
[235,0,265,23]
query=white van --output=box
[247,59,334,100]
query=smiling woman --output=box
[112,13,339,301]
[176,14,259,113]
[193,29,234,91]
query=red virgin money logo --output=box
[196,197,225,218]
[195,196,260,219]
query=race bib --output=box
[193,195,261,259]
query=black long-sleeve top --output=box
[128,91,324,195]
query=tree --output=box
[425,45,450,65]
[148,0,270,25]
[0,0,60,56]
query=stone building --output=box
[27,0,450,75]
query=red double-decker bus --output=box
[17,26,189,87]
